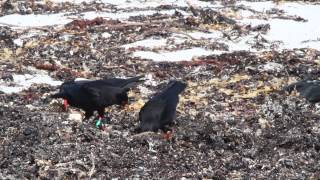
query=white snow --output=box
[13,38,24,47]
[0,0,319,64]
[240,1,275,12]
[74,78,89,81]
[51,0,93,3]
[50,0,221,9]
[0,10,176,28]
[0,13,71,27]
[238,1,320,50]
[122,33,188,50]
[224,35,255,52]
[81,10,176,21]
[132,48,221,62]
[123,37,168,49]
[0,74,62,94]
[0,86,24,94]
[121,33,229,61]
[187,31,223,40]
[100,0,221,9]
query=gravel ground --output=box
[0,0,320,179]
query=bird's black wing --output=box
[160,101,178,125]
[81,82,124,107]
[139,97,167,131]
[102,75,144,88]
[301,85,320,103]
[284,80,313,94]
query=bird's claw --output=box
[95,116,110,131]
[162,130,173,140]
[63,99,69,111]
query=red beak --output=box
[63,99,68,111]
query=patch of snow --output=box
[132,48,221,62]
[240,10,255,18]
[226,35,256,52]
[0,74,62,94]
[123,35,187,49]
[13,38,23,47]
[51,0,93,3]
[240,1,275,12]
[81,10,176,20]
[100,0,221,9]
[0,9,175,28]
[12,74,61,87]
[123,37,168,49]
[187,31,223,40]
[0,86,24,94]
[0,13,71,27]
[18,30,48,39]
[74,78,90,81]
[238,1,320,50]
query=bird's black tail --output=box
[133,126,142,133]
[121,75,145,89]
[283,83,296,94]
[283,80,307,94]
[50,93,66,99]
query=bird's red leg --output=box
[63,99,68,111]
[162,129,174,140]
[96,109,106,130]
[99,115,106,131]
[97,108,105,120]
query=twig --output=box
[130,131,155,138]
[88,152,95,178]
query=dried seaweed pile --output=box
[0,0,320,179]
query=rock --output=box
[68,112,82,122]
[258,62,284,73]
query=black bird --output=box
[51,75,144,119]
[136,80,187,133]
[60,75,144,95]
[284,79,320,103]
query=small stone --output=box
[101,32,111,38]
[68,113,82,122]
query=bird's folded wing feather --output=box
[82,83,124,106]
[81,84,101,98]
[140,97,167,121]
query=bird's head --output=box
[50,80,76,111]
[50,92,70,111]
